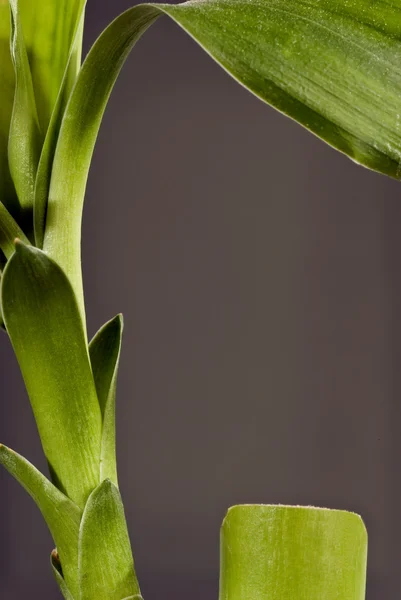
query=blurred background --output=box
[1,0,401,597]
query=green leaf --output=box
[51,551,75,600]
[8,0,86,237]
[78,479,141,600]
[0,0,18,216]
[89,314,123,486]
[161,0,401,178]
[43,5,161,320]
[8,0,42,223]
[44,0,401,319]
[220,504,367,600]
[18,0,86,134]
[34,2,86,248]
[0,200,29,259]
[0,444,81,596]
[1,241,102,508]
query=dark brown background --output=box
[1,1,401,597]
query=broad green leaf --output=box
[78,479,140,600]
[34,3,86,248]
[44,0,401,319]
[1,241,102,508]
[0,0,18,216]
[89,314,123,486]
[0,200,29,259]
[220,504,367,600]
[161,0,401,178]
[0,444,81,596]
[51,551,75,600]
[8,0,42,223]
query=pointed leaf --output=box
[89,314,123,486]
[220,504,367,600]
[1,242,102,508]
[78,479,140,600]
[0,0,18,215]
[8,0,42,220]
[51,551,75,600]
[0,444,81,596]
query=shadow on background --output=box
[1,1,401,598]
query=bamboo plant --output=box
[2,0,400,597]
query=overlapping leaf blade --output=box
[1,242,102,508]
[33,2,86,247]
[17,0,86,134]
[0,444,82,596]
[8,0,42,223]
[78,479,141,600]
[89,314,123,486]
[5,0,86,241]
[220,505,367,600]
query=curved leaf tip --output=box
[78,478,140,600]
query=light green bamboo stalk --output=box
[4,0,399,597]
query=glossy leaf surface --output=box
[1,242,102,508]
[89,314,123,486]
[219,504,367,600]
[78,479,140,600]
